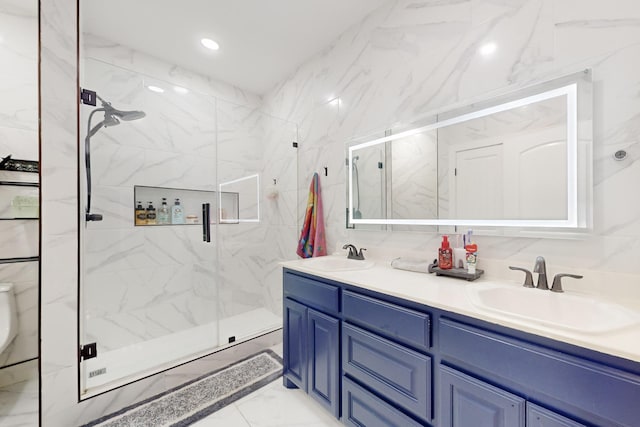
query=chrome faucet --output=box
[342,244,366,260]
[533,256,549,290]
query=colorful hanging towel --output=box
[296,172,327,258]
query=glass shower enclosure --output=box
[78,48,297,396]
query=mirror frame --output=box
[347,70,592,230]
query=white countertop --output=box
[282,257,640,364]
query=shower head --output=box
[97,94,146,122]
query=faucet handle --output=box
[509,266,535,288]
[356,248,367,260]
[551,273,583,293]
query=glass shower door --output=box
[215,101,298,344]
[78,58,220,396]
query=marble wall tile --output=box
[264,0,640,285]
[82,33,262,110]
[0,358,37,388]
[0,220,38,259]
[0,127,38,160]
[0,2,39,374]
[0,6,38,132]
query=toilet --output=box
[0,283,18,355]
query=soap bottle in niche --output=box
[135,200,147,225]
[146,201,157,225]
[438,235,453,270]
[157,198,171,224]
[171,198,184,224]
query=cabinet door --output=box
[527,403,586,427]
[440,366,525,427]
[308,308,340,418]
[283,298,308,391]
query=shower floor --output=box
[83,308,282,394]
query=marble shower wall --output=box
[264,0,640,282]
[81,36,297,351]
[0,1,39,370]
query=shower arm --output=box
[85,108,106,222]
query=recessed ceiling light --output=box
[147,85,165,93]
[479,42,497,56]
[173,86,189,94]
[201,38,220,51]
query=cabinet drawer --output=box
[343,323,432,421]
[284,272,340,315]
[440,318,640,427]
[343,290,431,350]
[342,376,425,427]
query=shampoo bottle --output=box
[438,235,453,270]
[135,201,146,225]
[146,201,157,225]
[171,198,184,224]
[157,198,170,224]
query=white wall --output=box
[0,0,38,371]
[264,0,640,291]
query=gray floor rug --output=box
[82,350,283,427]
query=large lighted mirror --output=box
[347,70,592,231]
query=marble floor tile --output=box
[190,404,251,427]
[230,381,342,427]
[0,377,39,427]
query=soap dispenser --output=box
[146,201,157,225]
[171,198,184,224]
[438,235,453,270]
[135,200,146,225]
[157,198,170,224]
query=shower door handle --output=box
[202,203,211,242]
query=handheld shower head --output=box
[98,94,146,122]
[85,94,146,222]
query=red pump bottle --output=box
[438,235,453,270]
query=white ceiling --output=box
[82,0,388,95]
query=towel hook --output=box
[324,166,328,176]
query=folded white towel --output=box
[390,257,432,274]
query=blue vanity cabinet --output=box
[282,268,640,427]
[283,271,341,418]
[440,365,525,427]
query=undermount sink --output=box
[466,282,640,334]
[301,256,375,272]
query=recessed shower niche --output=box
[132,186,240,226]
